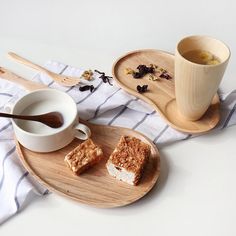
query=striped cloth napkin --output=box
[0,61,236,224]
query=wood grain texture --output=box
[8,52,80,86]
[0,66,47,91]
[175,36,230,120]
[112,49,220,133]
[16,121,160,208]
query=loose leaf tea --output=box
[160,71,172,80]
[148,74,159,81]
[137,65,155,74]
[79,85,94,92]
[133,65,156,78]
[95,70,113,86]
[137,85,148,93]
[81,70,93,81]
[125,64,172,80]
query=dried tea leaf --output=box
[95,70,113,86]
[79,85,94,92]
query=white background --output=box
[1,0,236,235]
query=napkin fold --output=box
[0,60,236,224]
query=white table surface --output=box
[1,0,236,235]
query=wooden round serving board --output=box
[112,49,220,133]
[16,121,160,208]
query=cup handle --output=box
[74,123,91,140]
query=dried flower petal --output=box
[160,71,172,80]
[148,74,159,81]
[124,68,134,75]
[137,85,148,93]
[133,72,143,78]
[131,64,156,79]
[150,64,158,69]
[81,70,93,81]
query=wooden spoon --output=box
[0,111,64,128]
[8,52,80,87]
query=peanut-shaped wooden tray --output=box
[112,49,220,133]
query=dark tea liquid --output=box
[182,50,221,65]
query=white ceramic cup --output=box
[7,89,91,152]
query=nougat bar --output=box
[106,136,150,185]
[64,139,103,175]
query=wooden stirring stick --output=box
[0,111,64,128]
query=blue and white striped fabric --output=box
[0,61,236,224]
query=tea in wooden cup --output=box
[175,35,230,121]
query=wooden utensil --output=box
[0,111,64,128]
[112,49,220,134]
[0,67,47,91]
[8,52,80,86]
[0,67,160,207]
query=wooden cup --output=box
[175,35,230,121]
